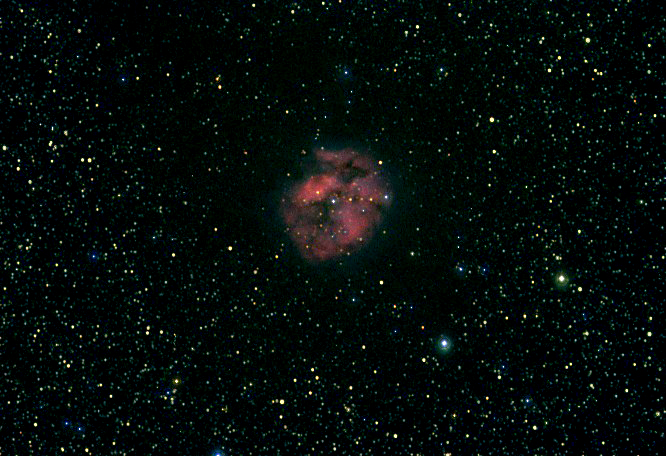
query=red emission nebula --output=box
[280,148,392,263]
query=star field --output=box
[1,1,663,454]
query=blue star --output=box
[437,336,452,354]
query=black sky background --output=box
[2,0,664,454]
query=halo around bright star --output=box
[437,336,451,354]
[554,271,570,289]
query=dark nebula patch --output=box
[280,148,392,263]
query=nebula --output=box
[280,148,392,263]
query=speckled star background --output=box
[2,1,663,454]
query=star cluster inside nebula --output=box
[281,148,392,262]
